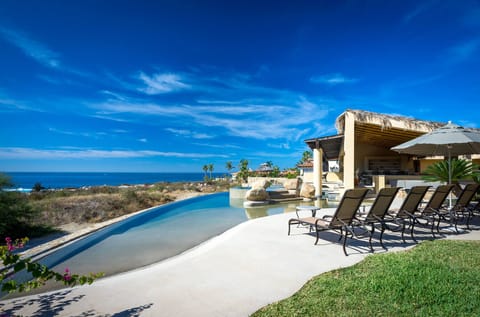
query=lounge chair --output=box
[405,185,454,241]
[381,186,430,243]
[437,183,480,232]
[467,199,480,227]
[288,188,370,256]
[354,187,401,251]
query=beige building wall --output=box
[420,158,443,172]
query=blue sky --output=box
[1,1,480,173]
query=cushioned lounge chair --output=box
[437,183,480,232]
[405,185,454,241]
[288,188,370,256]
[381,186,430,243]
[354,187,401,251]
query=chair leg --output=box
[342,229,348,256]
[436,216,442,233]
[466,212,472,230]
[379,226,387,250]
[454,217,459,233]
[314,226,320,245]
[401,222,407,243]
[410,222,417,243]
[288,219,297,235]
[430,218,436,238]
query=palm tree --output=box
[301,151,313,163]
[422,158,480,195]
[238,159,249,183]
[208,164,214,179]
[225,161,234,178]
[202,165,208,179]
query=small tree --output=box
[32,182,45,192]
[0,174,37,239]
[422,159,480,195]
[238,159,250,183]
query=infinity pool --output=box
[6,192,329,296]
[41,193,328,276]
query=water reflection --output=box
[230,197,339,220]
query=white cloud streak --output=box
[0,147,228,159]
[137,72,191,94]
[94,95,328,140]
[310,73,358,85]
[0,27,60,69]
[165,128,214,139]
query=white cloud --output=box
[0,147,228,159]
[165,128,215,139]
[0,27,60,69]
[137,72,191,94]
[138,138,148,143]
[310,73,358,85]
[93,92,329,141]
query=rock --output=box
[251,179,271,189]
[300,183,316,199]
[283,179,299,190]
[245,188,270,201]
[284,178,303,196]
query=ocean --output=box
[3,172,226,191]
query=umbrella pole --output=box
[445,145,460,233]
[448,146,452,209]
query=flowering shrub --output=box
[1,237,103,293]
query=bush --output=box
[0,191,39,240]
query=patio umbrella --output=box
[391,121,480,183]
[391,121,480,219]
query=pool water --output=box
[4,192,332,296]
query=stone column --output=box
[343,112,355,189]
[313,147,323,197]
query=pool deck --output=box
[1,206,480,316]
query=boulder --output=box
[251,179,271,189]
[245,188,270,201]
[283,178,299,190]
[300,183,316,199]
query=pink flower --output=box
[5,237,14,252]
[63,267,72,282]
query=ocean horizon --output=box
[3,172,227,191]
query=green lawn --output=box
[252,240,480,317]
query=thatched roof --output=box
[335,109,444,134]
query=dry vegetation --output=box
[28,181,231,229]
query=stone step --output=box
[268,191,297,199]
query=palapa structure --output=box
[305,109,445,195]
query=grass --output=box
[252,240,480,317]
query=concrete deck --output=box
[1,210,480,316]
